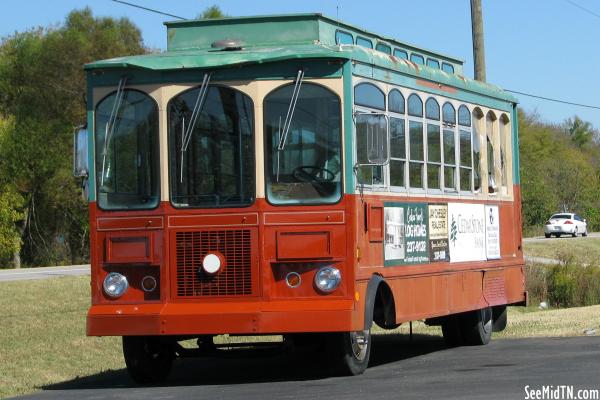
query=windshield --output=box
[168,85,254,208]
[95,89,160,210]
[264,83,342,205]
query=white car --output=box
[544,213,587,238]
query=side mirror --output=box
[355,112,389,166]
[73,126,89,178]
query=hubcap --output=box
[350,330,370,361]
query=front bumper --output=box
[87,300,357,336]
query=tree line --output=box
[0,7,597,268]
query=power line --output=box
[563,0,600,20]
[109,0,599,113]
[504,89,600,111]
[111,0,186,20]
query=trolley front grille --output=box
[175,230,253,297]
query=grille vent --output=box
[175,230,253,297]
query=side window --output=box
[486,112,497,194]
[472,108,483,193]
[499,114,510,194]
[355,82,386,186]
[389,89,406,188]
[407,94,424,189]
[458,105,474,193]
[376,43,392,54]
[426,98,441,191]
[394,49,408,59]
[410,53,425,65]
[442,62,455,74]
[427,58,440,69]
[335,30,354,45]
[442,103,457,191]
[355,83,385,110]
[356,37,373,49]
[443,103,456,125]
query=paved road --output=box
[0,265,90,282]
[13,336,600,400]
[523,232,600,242]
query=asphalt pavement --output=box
[0,265,89,282]
[12,336,600,400]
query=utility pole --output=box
[470,0,486,82]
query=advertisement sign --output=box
[448,203,486,262]
[485,205,501,259]
[384,202,429,265]
[428,204,449,262]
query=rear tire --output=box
[328,329,372,375]
[583,230,588,237]
[492,306,508,332]
[122,336,174,384]
[441,316,463,346]
[460,307,493,345]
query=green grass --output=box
[1,276,600,398]
[523,236,600,265]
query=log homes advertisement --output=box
[384,202,429,265]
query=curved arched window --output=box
[458,105,471,126]
[425,98,440,120]
[443,102,456,125]
[407,94,423,117]
[95,90,159,210]
[355,83,385,110]
[499,114,510,190]
[265,83,342,205]
[486,111,497,193]
[389,89,405,114]
[168,85,255,208]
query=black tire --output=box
[583,230,588,237]
[492,305,508,332]
[328,329,372,376]
[460,307,493,345]
[544,233,551,238]
[122,336,174,384]
[441,316,463,346]
[572,228,578,238]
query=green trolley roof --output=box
[85,13,517,103]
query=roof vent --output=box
[211,39,244,51]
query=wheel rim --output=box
[349,330,370,361]
[481,308,493,334]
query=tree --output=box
[565,116,597,148]
[198,5,228,19]
[0,8,146,267]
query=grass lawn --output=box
[1,276,600,398]
[523,236,600,264]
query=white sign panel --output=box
[448,203,486,262]
[485,205,501,259]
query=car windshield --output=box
[551,214,571,219]
[95,89,160,210]
[168,85,254,208]
[264,83,342,205]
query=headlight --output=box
[314,266,341,293]
[103,272,129,298]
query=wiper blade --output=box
[277,69,304,151]
[180,72,212,182]
[100,76,127,186]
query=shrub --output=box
[526,261,600,308]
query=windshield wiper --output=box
[180,72,212,182]
[277,69,304,151]
[100,76,127,186]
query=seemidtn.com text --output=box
[525,386,599,400]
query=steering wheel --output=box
[292,166,335,184]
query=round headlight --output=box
[103,272,128,298]
[314,266,341,293]
[202,253,222,275]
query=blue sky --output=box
[1,0,599,129]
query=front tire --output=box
[544,233,551,238]
[583,229,588,237]
[572,228,578,238]
[122,336,174,384]
[460,307,493,345]
[328,329,372,375]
